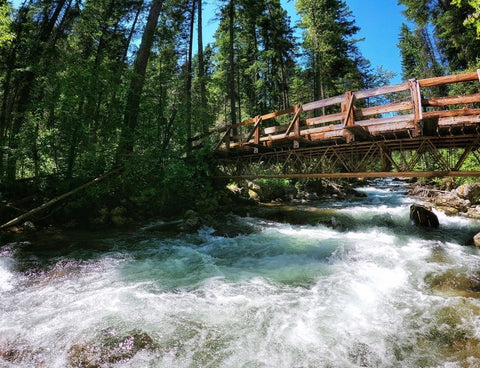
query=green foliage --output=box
[0,1,14,47]
[452,0,480,37]
[399,0,480,74]
[296,0,372,100]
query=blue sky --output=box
[202,0,407,83]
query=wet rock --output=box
[211,214,258,237]
[348,342,381,367]
[434,192,470,212]
[474,233,480,248]
[182,209,202,231]
[455,183,480,204]
[416,301,480,365]
[464,206,480,220]
[410,204,439,228]
[68,328,157,367]
[435,206,459,216]
[425,269,480,297]
[372,214,395,227]
[0,341,44,366]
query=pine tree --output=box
[296,0,368,103]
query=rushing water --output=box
[2,180,480,367]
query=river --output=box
[1,179,480,367]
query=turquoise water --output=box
[1,180,480,367]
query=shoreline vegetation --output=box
[1,176,480,248]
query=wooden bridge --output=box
[210,70,480,179]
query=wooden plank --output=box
[419,71,479,87]
[284,104,302,137]
[305,112,344,126]
[310,131,344,141]
[261,107,295,121]
[354,82,409,99]
[423,108,480,119]
[437,114,480,126]
[302,95,345,112]
[356,101,413,118]
[263,124,288,135]
[423,93,480,107]
[355,114,414,127]
[215,126,232,151]
[245,116,262,142]
[343,91,355,127]
[366,121,414,134]
[230,107,295,130]
[300,123,343,136]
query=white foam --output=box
[0,258,13,292]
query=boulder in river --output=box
[410,204,439,228]
[474,233,480,248]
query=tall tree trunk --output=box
[117,0,164,157]
[4,0,69,183]
[228,0,237,133]
[186,0,196,153]
[197,0,208,133]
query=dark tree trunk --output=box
[228,0,237,133]
[186,0,196,153]
[197,0,208,133]
[117,0,164,157]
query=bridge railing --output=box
[213,70,480,152]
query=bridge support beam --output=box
[216,135,480,180]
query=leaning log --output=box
[0,169,121,230]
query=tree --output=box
[197,0,208,133]
[398,23,444,79]
[0,1,14,47]
[117,0,164,157]
[398,0,480,73]
[296,0,369,103]
[452,0,480,37]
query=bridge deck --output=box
[213,71,480,157]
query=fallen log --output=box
[0,169,121,230]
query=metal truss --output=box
[215,135,480,179]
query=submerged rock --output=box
[410,204,439,228]
[425,269,480,298]
[68,328,157,367]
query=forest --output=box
[0,0,479,226]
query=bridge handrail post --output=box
[342,91,355,127]
[215,126,232,152]
[284,104,302,138]
[294,104,302,137]
[254,115,262,145]
[409,78,423,137]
